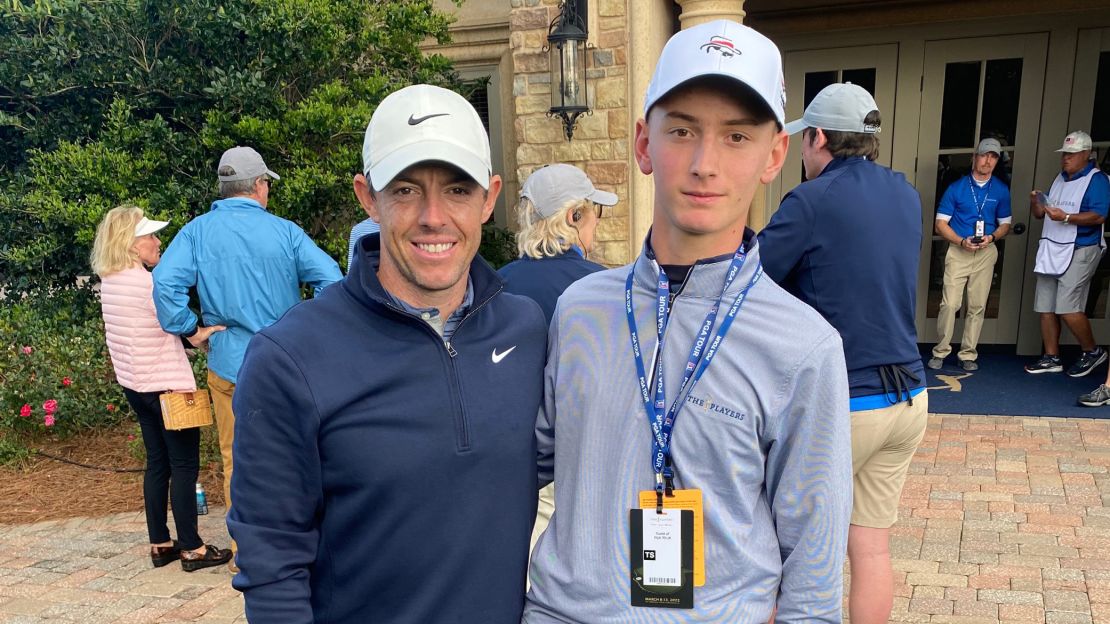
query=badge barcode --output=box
[647,576,677,585]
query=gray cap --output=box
[521,164,618,220]
[784,82,880,136]
[217,146,280,182]
[976,138,1002,155]
[1057,131,1093,153]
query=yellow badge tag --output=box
[639,489,705,586]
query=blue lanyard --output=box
[968,177,992,220]
[625,244,763,510]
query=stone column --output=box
[675,0,746,29]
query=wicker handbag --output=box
[159,390,214,430]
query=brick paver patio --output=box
[884,413,1110,623]
[3,412,1110,622]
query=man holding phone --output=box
[928,138,1012,372]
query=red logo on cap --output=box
[700,36,739,59]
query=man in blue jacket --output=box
[228,84,548,623]
[758,83,926,624]
[928,138,1012,372]
[153,146,342,570]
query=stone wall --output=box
[509,0,632,266]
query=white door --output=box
[915,34,1048,344]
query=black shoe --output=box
[180,544,233,572]
[1025,355,1063,374]
[150,542,181,568]
[1068,347,1108,378]
[959,359,979,371]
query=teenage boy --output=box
[524,20,852,624]
[228,84,548,623]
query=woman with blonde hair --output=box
[497,165,617,555]
[498,164,618,325]
[91,206,232,572]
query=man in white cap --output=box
[757,82,926,624]
[928,137,1012,371]
[1027,130,1109,379]
[228,85,548,623]
[525,21,851,623]
[153,145,342,572]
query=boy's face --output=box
[634,84,787,250]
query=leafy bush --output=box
[0,0,463,298]
[479,222,518,269]
[0,290,128,436]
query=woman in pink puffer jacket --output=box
[91,206,231,572]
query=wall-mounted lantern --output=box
[547,0,589,141]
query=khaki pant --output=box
[207,370,236,551]
[851,392,929,528]
[933,243,998,362]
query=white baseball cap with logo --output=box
[1056,130,1093,153]
[362,84,492,192]
[217,146,280,182]
[521,164,619,220]
[643,20,786,127]
[134,217,169,237]
[784,82,880,136]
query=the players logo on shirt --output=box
[700,36,739,59]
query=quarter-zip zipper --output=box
[380,284,502,452]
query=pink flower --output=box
[106,403,116,412]
[127,434,135,441]
[19,404,31,418]
[43,414,55,427]
[21,346,32,355]
[62,377,72,387]
[42,399,57,414]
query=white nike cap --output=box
[134,216,169,237]
[362,84,492,191]
[784,82,880,136]
[643,20,786,127]
[521,164,618,220]
[1056,130,1093,154]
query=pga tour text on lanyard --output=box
[624,242,763,512]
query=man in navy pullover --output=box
[228,84,547,623]
[758,83,927,624]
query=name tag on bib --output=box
[629,508,694,609]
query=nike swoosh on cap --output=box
[408,113,449,125]
[492,346,517,364]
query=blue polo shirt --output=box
[1062,162,1110,248]
[935,175,1012,238]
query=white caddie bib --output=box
[1035,168,1103,276]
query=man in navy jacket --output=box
[228,84,547,623]
[758,83,926,624]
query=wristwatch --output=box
[1064,213,1071,224]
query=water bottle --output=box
[196,482,209,516]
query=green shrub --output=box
[0,290,128,436]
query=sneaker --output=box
[1079,384,1110,407]
[927,357,943,370]
[1025,355,1063,374]
[180,544,233,572]
[1068,347,1108,378]
[959,360,978,371]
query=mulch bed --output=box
[0,425,225,525]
